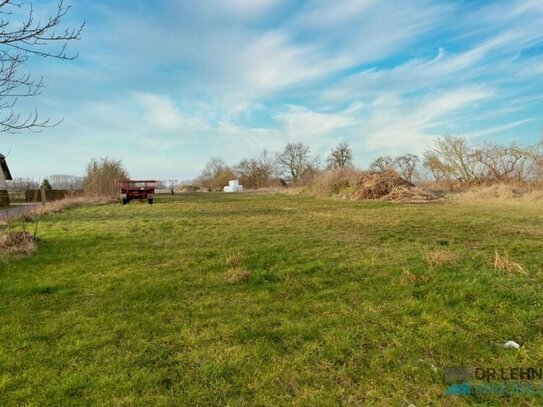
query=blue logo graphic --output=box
[445,383,471,396]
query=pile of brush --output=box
[306,169,437,202]
[354,170,414,199]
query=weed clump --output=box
[224,268,251,284]
[401,267,417,285]
[422,248,458,267]
[224,251,250,283]
[0,231,36,258]
[494,250,527,275]
[226,251,245,268]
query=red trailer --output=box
[115,180,158,204]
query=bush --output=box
[196,158,235,191]
[82,158,129,197]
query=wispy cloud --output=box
[3,0,543,179]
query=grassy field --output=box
[1,193,543,405]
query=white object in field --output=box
[224,180,243,192]
[503,341,520,349]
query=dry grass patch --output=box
[401,267,418,285]
[422,248,458,267]
[0,196,114,225]
[226,251,245,268]
[34,196,114,216]
[0,231,36,259]
[494,249,527,275]
[224,251,250,283]
[449,184,543,204]
[383,185,438,203]
[224,268,251,284]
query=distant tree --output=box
[369,155,394,172]
[40,178,52,190]
[48,174,83,189]
[473,143,526,182]
[235,159,260,189]
[524,139,543,181]
[257,150,276,182]
[197,158,234,191]
[166,179,180,189]
[423,136,482,183]
[326,143,353,170]
[235,150,277,189]
[394,154,420,183]
[0,1,84,132]
[82,157,128,197]
[276,142,318,184]
[200,158,227,179]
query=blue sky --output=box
[1,0,543,179]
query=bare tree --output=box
[422,152,452,181]
[257,149,276,181]
[0,1,84,133]
[423,136,482,183]
[235,150,276,189]
[523,139,543,181]
[369,155,394,172]
[326,142,353,170]
[275,142,317,184]
[235,158,260,189]
[474,143,526,182]
[197,158,234,191]
[394,154,420,183]
[200,158,227,178]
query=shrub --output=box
[196,158,235,191]
[82,158,129,197]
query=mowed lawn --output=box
[2,193,543,406]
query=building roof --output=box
[0,153,12,180]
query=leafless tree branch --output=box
[0,0,83,132]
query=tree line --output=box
[196,142,349,190]
[196,136,543,190]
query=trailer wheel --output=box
[122,198,128,205]
[147,199,153,204]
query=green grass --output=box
[2,193,543,405]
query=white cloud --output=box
[8,0,543,179]
[135,93,209,134]
[276,106,354,137]
[352,87,493,154]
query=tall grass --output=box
[448,183,543,203]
